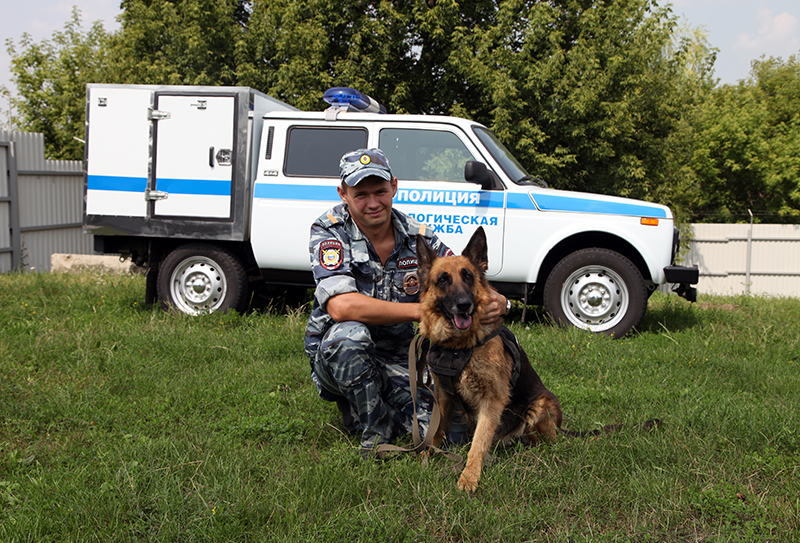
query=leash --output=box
[374,335,463,469]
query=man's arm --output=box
[327,291,507,326]
[326,292,420,325]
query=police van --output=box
[83,84,698,337]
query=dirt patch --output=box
[50,253,143,275]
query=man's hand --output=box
[480,291,508,325]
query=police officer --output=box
[304,148,508,456]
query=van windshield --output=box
[472,126,533,185]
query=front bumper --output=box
[663,265,699,302]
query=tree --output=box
[237,0,415,111]
[109,0,250,86]
[0,85,14,130]
[237,0,518,112]
[651,21,718,223]
[690,54,800,223]
[5,8,112,159]
[444,0,696,202]
[5,1,252,158]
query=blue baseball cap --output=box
[339,148,392,187]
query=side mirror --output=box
[464,161,493,190]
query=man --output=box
[304,148,508,456]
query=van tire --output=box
[543,248,647,338]
[157,244,248,315]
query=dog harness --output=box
[425,325,523,401]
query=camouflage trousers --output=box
[311,321,432,450]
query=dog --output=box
[416,226,564,492]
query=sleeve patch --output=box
[319,240,343,270]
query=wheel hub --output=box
[562,267,629,332]
[584,288,605,308]
[170,257,227,314]
[186,274,211,300]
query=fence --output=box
[1,131,90,272]
[685,223,800,298]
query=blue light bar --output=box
[323,87,387,114]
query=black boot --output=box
[335,397,359,436]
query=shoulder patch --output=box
[319,240,343,270]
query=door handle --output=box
[209,147,232,167]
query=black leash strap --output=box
[375,335,463,469]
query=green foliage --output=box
[449,0,702,203]
[690,54,800,223]
[5,7,112,159]
[110,0,248,86]
[237,0,425,111]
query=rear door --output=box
[151,93,236,219]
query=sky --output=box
[1,0,799,122]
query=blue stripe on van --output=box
[253,183,338,201]
[506,193,537,210]
[87,175,148,192]
[88,175,232,196]
[156,178,231,196]
[531,193,668,218]
[253,183,505,208]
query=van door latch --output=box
[144,189,169,201]
[147,109,171,121]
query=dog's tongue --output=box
[454,314,473,330]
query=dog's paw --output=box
[419,449,431,466]
[457,472,479,492]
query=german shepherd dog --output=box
[416,226,564,492]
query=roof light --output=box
[323,87,387,114]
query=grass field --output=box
[1,272,799,542]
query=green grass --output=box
[1,272,799,542]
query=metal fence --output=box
[685,223,800,298]
[1,130,89,272]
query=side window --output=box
[285,127,368,177]
[379,128,477,183]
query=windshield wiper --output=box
[517,175,549,188]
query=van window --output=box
[379,128,476,183]
[285,127,368,177]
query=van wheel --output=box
[157,244,248,315]
[543,248,647,338]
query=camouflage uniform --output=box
[305,203,451,450]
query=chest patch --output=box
[320,240,343,270]
[398,257,417,269]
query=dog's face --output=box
[416,227,490,341]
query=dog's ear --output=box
[416,234,437,289]
[462,227,488,272]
